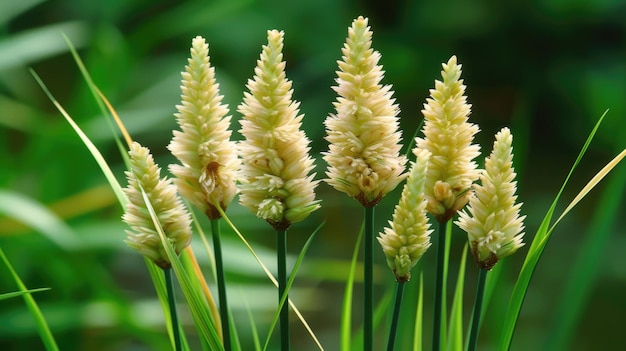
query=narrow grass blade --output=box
[498,110,622,350]
[341,222,364,351]
[364,206,374,351]
[446,244,468,351]
[216,205,324,350]
[543,159,626,350]
[263,223,325,351]
[0,288,50,300]
[0,247,59,351]
[140,187,224,350]
[30,70,128,208]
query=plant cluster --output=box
[7,14,624,351]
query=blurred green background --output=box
[1,0,625,350]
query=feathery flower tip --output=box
[324,16,407,207]
[414,55,481,222]
[123,142,192,269]
[238,30,320,230]
[455,127,525,270]
[168,35,240,219]
[377,149,433,281]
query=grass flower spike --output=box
[168,36,240,219]
[414,56,480,222]
[238,30,320,230]
[378,149,433,282]
[324,16,407,207]
[456,127,525,270]
[122,142,192,269]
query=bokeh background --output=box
[1,0,625,350]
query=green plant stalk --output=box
[364,206,375,351]
[0,247,59,351]
[212,219,232,351]
[277,229,289,351]
[164,268,182,351]
[467,268,488,351]
[386,281,406,351]
[432,221,447,351]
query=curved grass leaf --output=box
[498,110,625,350]
[447,244,468,351]
[215,204,324,350]
[341,222,364,351]
[0,247,58,351]
[262,221,325,351]
[0,288,50,301]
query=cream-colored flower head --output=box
[455,127,525,270]
[123,142,192,269]
[323,16,407,208]
[237,30,320,230]
[377,149,433,282]
[414,56,481,222]
[168,36,240,219]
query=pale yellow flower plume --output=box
[123,142,192,269]
[414,55,481,222]
[168,36,240,219]
[455,127,525,270]
[238,30,320,230]
[378,149,433,281]
[324,16,407,207]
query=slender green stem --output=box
[164,268,182,351]
[467,268,488,351]
[364,206,375,351]
[386,281,406,351]
[277,229,290,351]
[432,220,448,351]
[211,219,231,350]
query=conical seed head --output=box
[168,36,240,219]
[123,142,192,269]
[414,56,481,222]
[377,149,433,281]
[324,16,407,208]
[455,127,526,270]
[237,30,320,230]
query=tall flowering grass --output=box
[22,13,626,351]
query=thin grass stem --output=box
[432,220,448,351]
[164,268,182,351]
[277,229,289,351]
[211,219,231,350]
[467,268,488,351]
[364,206,375,351]
[386,281,406,351]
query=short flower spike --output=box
[238,30,320,230]
[455,127,525,270]
[378,149,433,281]
[168,36,240,220]
[324,16,407,207]
[123,142,192,269]
[414,56,481,222]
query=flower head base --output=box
[324,16,407,207]
[455,128,525,270]
[378,149,433,281]
[414,56,480,222]
[168,36,240,219]
[123,142,192,269]
[238,30,320,230]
